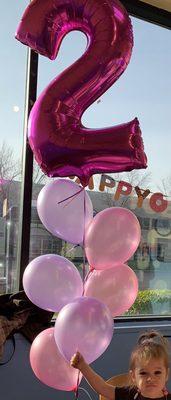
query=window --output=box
[31,13,170,317]
[2,2,171,317]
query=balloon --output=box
[54,297,113,364]
[23,254,83,312]
[85,207,141,270]
[30,328,82,391]
[16,0,147,187]
[84,264,138,317]
[37,179,93,244]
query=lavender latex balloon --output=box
[37,179,93,244]
[84,264,138,317]
[16,0,147,186]
[30,328,82,391]
[23,254,83,312]
[54,297,114,364]
[85,207,141,270]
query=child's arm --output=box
[70,352,115,400]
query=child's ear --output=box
[166,368,170,382]
[129,370,136,385]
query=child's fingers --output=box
[70,352,81,367]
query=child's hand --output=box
[70,351,85,370]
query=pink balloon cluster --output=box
[23,178,140,393]
[22,179,113,391]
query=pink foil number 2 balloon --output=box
[16,0,147,187]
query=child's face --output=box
[130,357,169,398]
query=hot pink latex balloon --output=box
[54,297,114,364]
[85,207,141,270]
[37,179,93,244]
[84,263,138,317]
[23,254,83,312]
[30,328,82,391]
[16,0,147,187]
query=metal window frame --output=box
[17,1,171,292]
[122,0,171,29]
[17,49,38,291]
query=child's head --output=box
[130,330,170,370]
[129,330,170,398]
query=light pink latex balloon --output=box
[37,179,93,244]
[85,207,141,270]
[30,328,82,391]
[23,254,83,312]
[54,297,113,364]
[84,264,138,316]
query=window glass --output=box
[30,16,171,316]
[0,2,27,293]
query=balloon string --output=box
[82,191,95,291]
[82,266,94,292]
[82,190,87,294]
[66,244,79,255]
[58,186,84,205]
[78,387,94,400]
[75,371,81,400]
[75,190,87,399]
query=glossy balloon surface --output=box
[23,254,83,312]
[16,0,147,186]
[54,297,114,364]
[84,263,138,316]
[37,179,93,244]
[30,328,82,391]
[85,207,141,269]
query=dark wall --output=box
[1,321,171,400]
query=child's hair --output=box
[129,330,170,370]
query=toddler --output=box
[71,330,170,400]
